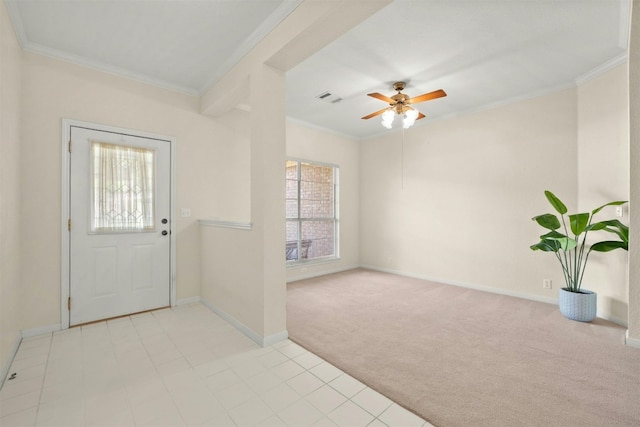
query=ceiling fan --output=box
[361,81,447,129]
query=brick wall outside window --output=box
[286,160,337,262]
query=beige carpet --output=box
[287,269,640,427]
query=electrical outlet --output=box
[615,206,624,218]
[543,279,552,289]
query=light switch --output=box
[615,206,623,218]
[181,208,191,218]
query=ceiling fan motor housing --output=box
[390,82,411,113]
[392,81,407,91]
[391,90,411,114]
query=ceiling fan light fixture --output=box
[381,109,395,129]
[380,107,420,129]
[403,108,419,129]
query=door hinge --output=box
[67,297,71,311]
[68,140,72,153]
[68,218,71,231]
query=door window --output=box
[90,141,155,233]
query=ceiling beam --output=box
[200,0,391,117]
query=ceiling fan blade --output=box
[361,108,389,120]
[367,92,395,103]
[417,112,426,120]
[409,89,447,104]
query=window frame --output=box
[286,158,340,266]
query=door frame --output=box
[60,119,176,329]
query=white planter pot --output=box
[558,288,597,322]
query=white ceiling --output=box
[6,0,631,139]
[5,0,301,94]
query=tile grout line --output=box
[2,304,429,427]
[32,332,53,426]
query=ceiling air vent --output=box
[316,91,343,104]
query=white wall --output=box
[628,0,640,342]
[286,121,360,282]
[18,52,250,330]
[200,63,290,343]
[0,0,23,372]
[577,64,630,324]
[360,88,579,302]
[359,68,633,325]
[199,118,360,340]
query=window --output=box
[91,141,155,232]
[286,159,338,263]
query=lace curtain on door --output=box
[91,141,155,232]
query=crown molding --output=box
[25,43,200,96]
[197,0,304,94]
[5,0,199,96]
[3,0,302,98]
[4,0,28,48]
[575,53,628,86]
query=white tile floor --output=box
[0,303,432,427]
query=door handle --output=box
[161,218,168,224]
[161,230,168,236]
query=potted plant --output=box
[530,190,628,322]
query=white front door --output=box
[69,126,171,325]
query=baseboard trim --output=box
[287,263,360,283]
[359,265,637,327]
[21,324,61,338]
[598,312,628,327]
[176,296,201,306]
[625,331,640,349]
[263,330,289,347]
[360,265,558,305]
[200,298,288,347]
[0,334,22,390]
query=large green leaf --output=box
[540,230,567,240]
[592,200,627,215]
[544,191,568,215]
[598,219,629,243]
[532,213,560,230]
[591,241,628,252]
[530,240,561,252]
[554,237,577,251]
[586,222,607,231]
[569,213,589,236]
[534,229,575,251]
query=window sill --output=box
[286,256,341,269]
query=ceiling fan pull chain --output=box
[401,126,405,190]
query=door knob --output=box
[161,218,168,224]
[162,230,168,236]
